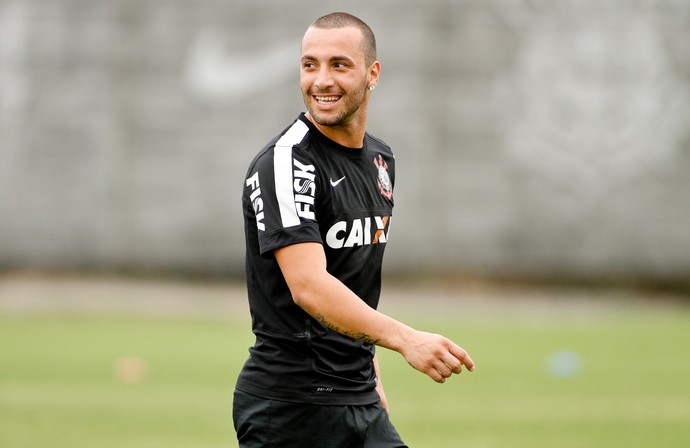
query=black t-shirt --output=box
[236,113,395,405]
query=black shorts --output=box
[233,389,409,448]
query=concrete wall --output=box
[1,0,689,283]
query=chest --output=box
[315,152,394,216]
[310,152,394,250]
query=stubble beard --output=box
[304,82,368,128]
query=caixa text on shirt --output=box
[326,216,391,249]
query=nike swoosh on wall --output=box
[185,30,298,101]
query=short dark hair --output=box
[310,12,377,66]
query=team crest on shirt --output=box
[374,155,392,200]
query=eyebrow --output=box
[301,54,356,65]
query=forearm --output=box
[291,264,413,352]
[275,242,475,383]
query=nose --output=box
[313,67,334,90]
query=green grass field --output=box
[1,281,689,447]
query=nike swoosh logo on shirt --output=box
[330,176,346,187]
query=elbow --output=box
[273,242,329,311]
[286,277,322,313]
[290,287,307,308]
[290,286,316,312]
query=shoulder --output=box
[365,132,394,157]
[247,117,314,172]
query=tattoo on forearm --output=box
[314,314,381,345]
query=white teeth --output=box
[316,96,339,103]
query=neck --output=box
[305,112,367,149]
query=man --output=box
[234,12,475,448]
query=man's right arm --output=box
[274,241,475,383]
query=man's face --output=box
[300,26,373,128]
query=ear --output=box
[368,61,381,88]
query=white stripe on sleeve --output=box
[273,120,309,228]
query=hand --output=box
[401,330,475,383]
[373,355,390,413]
[376,383,390,413]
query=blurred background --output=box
[1,0,689,288]
[1,1,690,447]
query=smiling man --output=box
[234,12,475,448]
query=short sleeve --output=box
[243,125,322,256]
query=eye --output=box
[302,61,316,70]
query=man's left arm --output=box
[373,353,389,413]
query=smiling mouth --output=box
[314,95,341,106]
